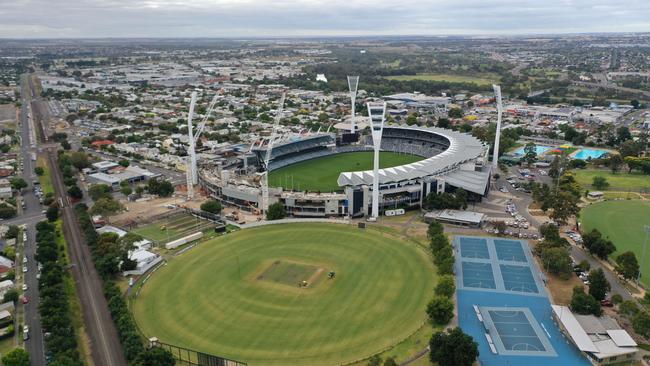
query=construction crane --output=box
[260,92,286,216]
[186,91,221,200]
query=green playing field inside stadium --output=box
[268,151,421,192]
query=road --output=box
[28,75,127,366]
[19,74,46,366]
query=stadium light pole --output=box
[367,101,386,220]
[492,84,503,169]
[347,76,359,133]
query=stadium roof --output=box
[337,125,486,187]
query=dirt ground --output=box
[545,272,584,305]
[111,194,205,226]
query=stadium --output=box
[199,124,491,217]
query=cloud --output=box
[1,0,649,38]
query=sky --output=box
[1,0,650,38]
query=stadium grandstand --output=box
[199,125,490,218]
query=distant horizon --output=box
[2,0,649,39]
[1,31,650,41]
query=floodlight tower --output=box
[367,101,386,220]
[261,93,286,216]
[492,84,503,169]
[185,92,221,200]
[347,76,359,133]
[186,92,197,199]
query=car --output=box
[21,296,29,304]
[23,331,29,341]
[22,267,27,273]
[22,257,27,264]
[36,273,40,280]
[22,284,27,291]
[23,325,28,333]
[601,299,613,307]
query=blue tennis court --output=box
[461,262,496,289]
[459,237,490,259]
[482,307,556,356]
[500,264,538,293]
[494,239,527,262]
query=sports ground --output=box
[268,151,421,192]
[581,200,650,286]
[131,212,217,244]
[132,223,435,366]
[454,236,590,366]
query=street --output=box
[18,74,46,366]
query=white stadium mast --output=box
[492,84,503,169]
[347,76,359,133]
[186,91,221,200]
[261,92,286,216]
[367,101,386,220]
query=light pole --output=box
[347,76,359,133]
[637,225,650,285]
[367,101,386,220]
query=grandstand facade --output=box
[199,125,490,218]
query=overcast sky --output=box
[1,0,649,38]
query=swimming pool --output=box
[573,148,608,160]
[513,145,552,156]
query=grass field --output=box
[581,201,650,286]
[131,213,216,244]
[268,151,421,192]
[384,73,499,86]
[573,169,650,192]
[132,223,435,366]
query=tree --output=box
[200,200,222,214]
[633,311,650,338]
[611,293,623,305]
[366,355,382,366]
[1,348,30,366]
[587,269,610,301]
[382,358,397,366]
[631,99,641,109]
[570,286,602,316]
[540,247,572,278]
[146,178,174,197]
[429,327,478,366]
[549,191,580,226]
[120,186,132,196]
[5,225,19,239]
[266,202,286,220]
[616,251,640,280]
[592,176,609,190]
[89,197,124,217]
[435,275,456,298]
[427,221,444,239]
[9,177,27,191]
[426,296,454,325]
[429,233,449,255]
[609,154,624,174]
[2,288,18,303]
[133,347,175,366]
[46,205,59,222]
[448,108,463,119]
[523,142,537,166]
[118,159,130,168]
[34,166,44,176]
[67,185,83,199]
[69,151,90,170]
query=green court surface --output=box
[268,151,421,192]
[573,169,650,192]
[580,200,650,286]
[132,223,435,366]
